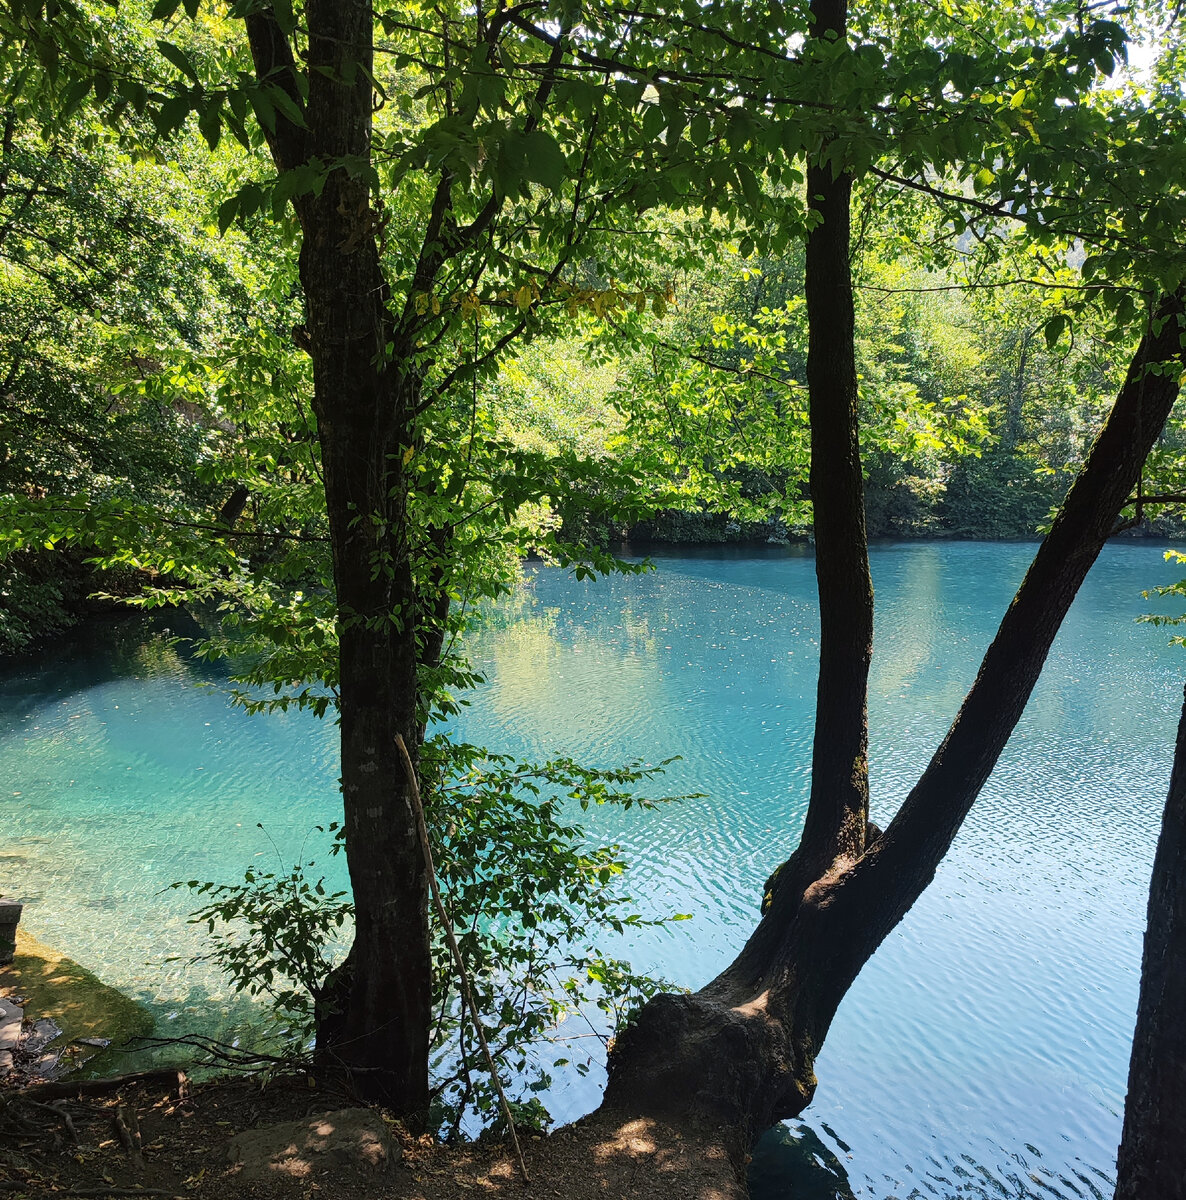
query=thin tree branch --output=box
[394,734,530,1182]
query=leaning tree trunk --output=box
[1114,682,1186,1200]
[606,216,1186,1155]
[245,2,431,1114]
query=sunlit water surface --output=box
[3,542,1184,1199]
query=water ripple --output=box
[2,543,1183,1197]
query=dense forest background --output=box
[4,4,1181,655]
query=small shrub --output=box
[177,734,694,1135]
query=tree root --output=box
[19,1068,187,1102]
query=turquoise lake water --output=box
[3,541,1185,1198]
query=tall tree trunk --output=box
[1114,682,1186,1200]
[245,2,431,1114]
[761,0,872,954]
[797,27,873,882]
[606,262,1184,1140]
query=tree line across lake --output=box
[2,1,1186,1195]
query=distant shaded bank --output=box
[576,470,1181,546]
[614,507,1143,545]
[3,450,1178,655]
[562,449,1096,546]
[0,548,156,657]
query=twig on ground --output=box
[21,1097,79,1143]
[58,1189,180,1198]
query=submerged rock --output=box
[1,928,153,1053]
[25,1016,67,1075]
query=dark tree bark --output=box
[605,39,1186,1135]
[245,2,430,1114]
[796,4,874,883]
[607,290,1185,1149]
[216,485,249,528]
[1114,684,1186,1200]
[239,0,576,1114]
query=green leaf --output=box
[519,130,567,189]
[217,195,238,234]
[267,83,307,129]
[198,99,222,150]
[157,40,199,83]
[1043,313,1069,349]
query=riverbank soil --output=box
[0,1072,743,1199]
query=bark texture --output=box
[799,133,873,881]
[246,2,430,1113]
[1114,683,1186,1200]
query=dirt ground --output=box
[0,933,741,1199]
[0,1071,744,1200]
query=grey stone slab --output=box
[0,995,22,1075]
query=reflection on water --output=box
[752,1123,855,1200]
[3,542,1185,1197]
[756,1120,1118,1200]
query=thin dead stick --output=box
[59,1190,179,1198]
[394,733,531,1184]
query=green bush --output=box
[177,734,694,1135]
[940,449,1066,539]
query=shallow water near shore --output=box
[3,540,1184,1198]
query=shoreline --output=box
[0,927,155,1082]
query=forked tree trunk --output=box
[606,294,1185,1150]
[1114,683,1186,1200]
[245,2,431,1114]
[605,144,1186,1149]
